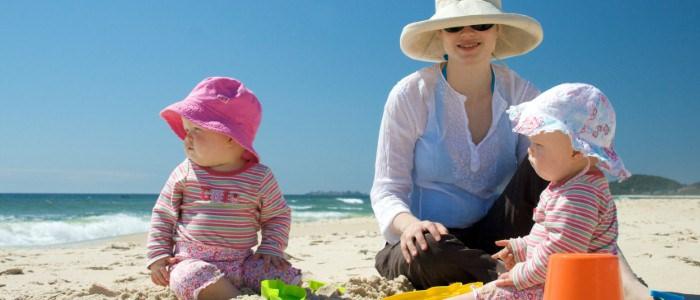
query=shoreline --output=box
[1,199,698,299]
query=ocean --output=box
[0,193,372,247]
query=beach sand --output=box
[0,198,698,299]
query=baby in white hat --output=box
[448,83,629,299]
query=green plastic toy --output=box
[260,279,307,300]
[305,279,346,294]
[382,282,483,300]
[306,279,326,293]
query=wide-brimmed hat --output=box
[507,83,631,181]
[161,77,262,163]
[400,0,543,62]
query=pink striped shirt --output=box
[146,159,291,267]
[508,167,618,290]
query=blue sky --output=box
[1,1,698,194]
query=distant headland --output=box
[609,174,700,195]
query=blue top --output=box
[371,64,540,243]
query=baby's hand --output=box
[148,257,178,286]
[491,240,515,270]
[494,271,515,287]
[252,253,290,272]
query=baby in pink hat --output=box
[448,83,629,300]
[146,77,301,300]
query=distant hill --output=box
[609,174,699,195]
[297,176,700,197]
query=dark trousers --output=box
[374,159,549,290]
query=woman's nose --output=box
[458,27,478,35]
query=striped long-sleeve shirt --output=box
[508,167,618,290]
[146,159,291,267]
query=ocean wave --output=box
[292,211,352,222]
[336,197,364,205]
[327,206,365,211]
[289,205,313,210]
[0,213,149,247]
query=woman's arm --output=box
[370,81,426,244]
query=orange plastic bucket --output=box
[543,253,622,300]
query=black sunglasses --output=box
[443,24,494,33]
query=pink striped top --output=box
[146,159,291,267]
[508,167,618,290]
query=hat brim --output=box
[400,13,543,62]
[507,103,630,181]
[160,99,260,163]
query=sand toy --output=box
[382,281,483,300]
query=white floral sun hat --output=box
[507,83,631,181]
[400,0,543,62]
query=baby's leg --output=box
[445,291,477,300]
[197,278,240,300]
[468,282,543,300]
[618,250,653,300]
[169,258,240,300]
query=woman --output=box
[371,0,650,298]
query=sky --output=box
[0,1,698,194]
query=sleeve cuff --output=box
[255,245,284,258]
[146,254,172,270]
[374,200,411,245]
[511,262,531,290]
[509,237,528,263]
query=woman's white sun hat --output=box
[400,0,543,62]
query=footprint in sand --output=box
[668,255,700,267]
[86,283,119,297]
[115,276,137,283]
[0,268,23,275]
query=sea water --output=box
[0,193,372,247]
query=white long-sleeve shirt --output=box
[371,64,540,244]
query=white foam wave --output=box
[289,205,313,210]
[327,206,365,211]
[292,211,352,222]
[336,198,364,205]
[0,213,149,247]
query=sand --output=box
[0,198,698,299]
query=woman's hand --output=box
[148,256,179,286]
[491,240,515,270]
[399,220,448,264]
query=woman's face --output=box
[438,24,498,65]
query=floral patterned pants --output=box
[475,282,544,300]
[169,242,301,300]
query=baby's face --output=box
[527,131,581,182]
[181,117,245,168]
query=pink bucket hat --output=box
[161,77,262,163]
[507,83,631,181]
